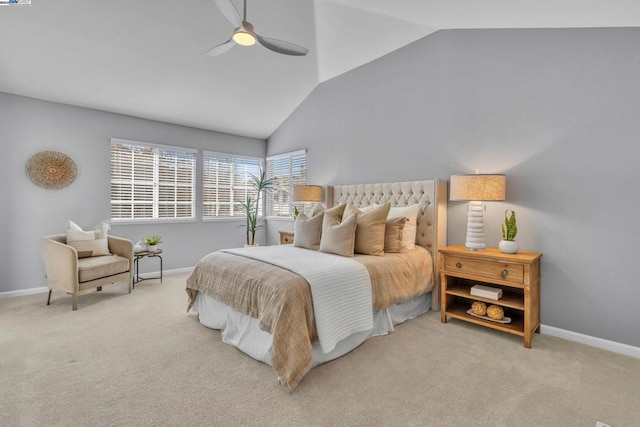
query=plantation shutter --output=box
[266,150,307,217]
[110,139,195,221]
[202,152,261,218]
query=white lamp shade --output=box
[450,174,506,201]
[293,185,323,202]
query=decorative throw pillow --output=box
[66,220,110,258]
[306,202,325,217]
[384,216,408,253]
[293,212,324,250]
[324,203,347,221]
[344,202,390,256]
[387,204,420,250]
[319,207,357,257]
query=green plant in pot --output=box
[143,234,162,252]
[499,210,518,254]
[240,167,275,246]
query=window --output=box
[266,150,307,217]
[110,138,196,222]
[202,152,262,219]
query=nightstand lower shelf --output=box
[444,302,524,336]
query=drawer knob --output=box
[501,269,508,277]
[456,262,462,268]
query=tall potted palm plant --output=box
[240,167,275,246]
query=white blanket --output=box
[223,245,373,354]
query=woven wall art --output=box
[25,151,78,190]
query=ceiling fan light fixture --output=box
[233,29,256,46]
[208,0,308,56]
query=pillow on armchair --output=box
[66,220,111,258]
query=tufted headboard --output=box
[327,179,448,310]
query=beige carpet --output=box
[2,272,639,427]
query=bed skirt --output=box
[192,291,432,369]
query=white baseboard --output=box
[136,266,193,279]
[541,324,640,359]
[0,286,49,298]
[0,267,194,298]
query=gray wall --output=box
[1,92,266,292]
[267,28,640,347]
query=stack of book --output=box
[470,284,503,300]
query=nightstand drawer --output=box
[444,255,524,284]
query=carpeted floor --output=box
[1,272,639,427]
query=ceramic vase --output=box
[499,240,518,254]
[134,240,146,253]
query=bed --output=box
[186,179,447,391]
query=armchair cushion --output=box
[77,255,130,283]
[66,220,110,258]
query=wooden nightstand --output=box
[279,231,294,245]
[439,245,543,348]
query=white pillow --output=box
[66,220,110,258]
[387,204,420,250]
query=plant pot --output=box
[499,240,518,254]
[147,245,158,253]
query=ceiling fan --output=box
[205,0,308,57]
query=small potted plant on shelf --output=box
[240,167,275,246]
[499,210,518,253]
[143,234,162,252]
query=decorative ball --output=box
[486,305,505,320]
[471,301,487,316]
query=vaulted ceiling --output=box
[1,0,638,139]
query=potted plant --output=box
[240,167,275,246]
[143,234,162,252]
[499,210,518,253]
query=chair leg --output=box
[128,277,132,294]
[47,289,52,305]
[72,294,78,311]
[97,286,102,292]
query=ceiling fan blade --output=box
[203,38,235,56]
[213,0,242,28]
[256,35,308,56]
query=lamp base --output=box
[464,245,486,251]
[464,201,486,251]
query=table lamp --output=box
[450,174,506,251]
[293,185,323,216]
[293,185,323,203]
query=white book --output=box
[470,284,503,300]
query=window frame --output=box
[110,138,197,224]
[265,149,307,219]
[201,151,264,222]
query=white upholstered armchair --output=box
[41,234,134,310]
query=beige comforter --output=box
[186,246,433,392]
